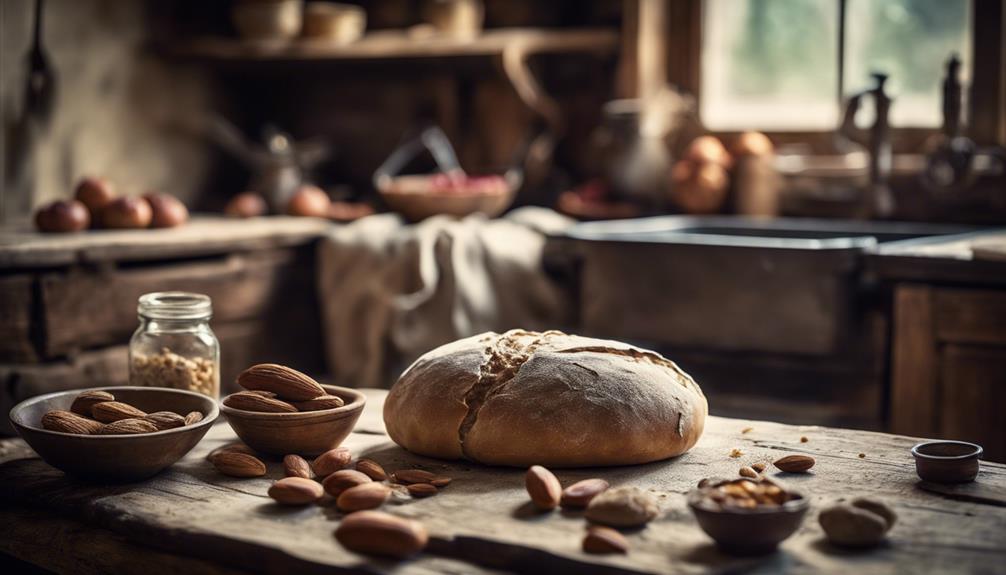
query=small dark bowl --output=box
[220,384,365,457]
[911,441,982,483]
[688,489,810,555]
[9,386,219,482]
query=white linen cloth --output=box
[317,207,574,389]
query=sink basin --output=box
[557,216,975,355]
[565,216,972,249]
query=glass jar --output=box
[129,292,220,399]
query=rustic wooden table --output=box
[2,389,1004,574]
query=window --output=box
[701,0,972,131]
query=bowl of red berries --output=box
[377,171,516,222]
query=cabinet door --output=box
[891,285,938,435]
[891,285,1006,462]
[940,345,1006,462]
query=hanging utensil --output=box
[25,0,57,129]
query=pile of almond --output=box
[40,390,204,436]
[694,477,796,509]
[525,465,658,555]
[223,364,344,413]
[206,442,448,558]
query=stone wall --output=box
[1,0,214,221]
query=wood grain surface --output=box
[0,216,332,268]
[2,389,1004,574]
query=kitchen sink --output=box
[565,216,972,250]
[556,216,976,356]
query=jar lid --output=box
[138,292,212,320]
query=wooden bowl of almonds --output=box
[9,386,218,482]
[220,363,366,457]
[687,477,809,555]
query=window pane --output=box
[844,0,971,127]
[701,0,839,131]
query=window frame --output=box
[666,0,1004,152]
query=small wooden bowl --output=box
[687,488,809,555]
[220,385,365,457]
[9,386,219,482]
[377,175,516,222]
[912,441,982,483]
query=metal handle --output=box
[372,126,464,189]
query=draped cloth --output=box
[316,207,574,389]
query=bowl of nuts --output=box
[688,477,809,555]
[9,386,218,482]
[220,363,366,456]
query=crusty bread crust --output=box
[383,330,707,467]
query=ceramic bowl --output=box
[688,487,809,555]
[232,0,303,41]
[912,440,982,483]
[220,384,365,456]
[9,386,219,482]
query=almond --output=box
[224,391,298,413]
[292,395,345,411]
[283,454,313,479]
[392,468,437,485]
[208,442,257,461]
[212,451,267,477]
[337,482,391,512]
[247,390,277,398]
[774,454,815,473]
[99,418,159,435]
[355,458,388,481]
[334,510,428,558]
[526,465,562,510]
[751,462,767,473]
[313,447,352,477]
[430,476,452,488]
[184,411,204,425]
[92,401,146,423]
[406,483,438,498]
[582,526,629,554]
[144,411,186,431]
[323,469,372,497]
[236,363,325,401]
[560,478,610,508]
[269,477,324,505]
[584,487,659,527]
[739,466,758,478]
[41,410,104,434]
[70,391,115,417]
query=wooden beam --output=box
[970,0,1006,145]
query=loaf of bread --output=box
[383,330,707,467]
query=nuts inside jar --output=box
[131,347,218,397]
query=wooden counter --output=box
[0,216,333,268]
[2,390,1004,574]
[0,217,334,433]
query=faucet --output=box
[839,72,894,218]
[922,54,1005,194]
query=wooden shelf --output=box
[171,28,619,62]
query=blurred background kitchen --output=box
[1,0,1004,460]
